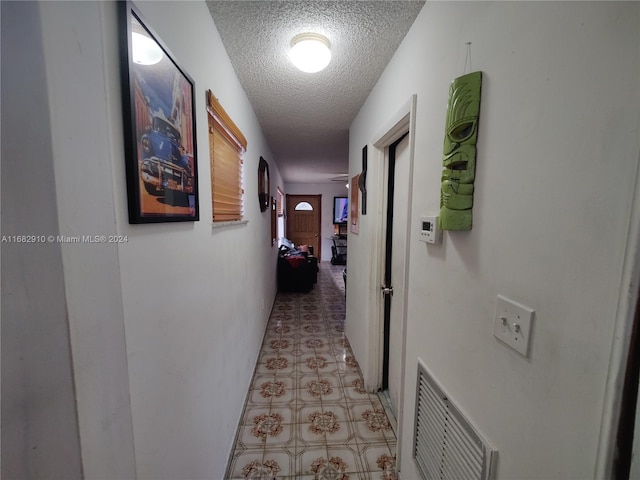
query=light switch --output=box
[493,295,534,357]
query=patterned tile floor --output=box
[225,265,397,480]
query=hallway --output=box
[226,265,397,479]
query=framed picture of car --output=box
[119,1,199,223]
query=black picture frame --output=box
[119,1,199,223]
[258,157,270,213]
[359,145,367,215]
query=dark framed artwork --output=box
[350,174,360,235]
[359,145,367,215]
[258,157,270,213]
[119,1,199,223]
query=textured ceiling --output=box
[206,1,425,183]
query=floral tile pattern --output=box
[306,379,333,397]
[360,408,392,433]
[310,456,349,480]
[251,413,284,439]
[308,411,341,435]
[260,380,287,399]
[243,459,281,478]
[226,265,397,479]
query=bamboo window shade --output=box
[276,187,284,217]
[207,90,247,222]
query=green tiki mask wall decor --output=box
[440,71,482,230]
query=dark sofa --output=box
[277,241,318,293]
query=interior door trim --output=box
[364,94,416,471]
[594,148,640,477]
[365,95,416,392]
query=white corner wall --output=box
[24,1,283,478]
[285,182,350,262]
[347,2,640,479]
[1,2,84,478]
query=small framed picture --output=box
[350,174,360,234]
[258,157,270,213]
[119,1,199,223]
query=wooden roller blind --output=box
[276,187,284,217]
[207,90,247,222]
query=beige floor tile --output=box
[358,443,396,473]
[241,405,271,425]
[326,443,365,474]
[226,450,265,479]
[351,421,389,446]
[250,379,292,404]
[263,423,295,448]
[237,425,268,449]
[260,449,296,477]
[269,405,297,424]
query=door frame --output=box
[595,148,640,477]
[364,94,417,467]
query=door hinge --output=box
[381,285,394,296]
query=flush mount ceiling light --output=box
[132,32,163,65]
[289,33,331,73]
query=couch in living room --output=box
[277,239,318,293]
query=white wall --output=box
[38,3,138,477]
[7,1,284,479]
[285,182,350,262]
[347,2,640,479]
[112,4,281,476]
[1,3,84,478]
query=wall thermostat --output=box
[419,215,442,244]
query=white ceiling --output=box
[205,0,425,184]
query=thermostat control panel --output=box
[419,215,442,244]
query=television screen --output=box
[333,197,348,224]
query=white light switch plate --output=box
[493,295,534,357]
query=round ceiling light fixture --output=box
[289,33,331,73]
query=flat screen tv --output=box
[333,196,348,225]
